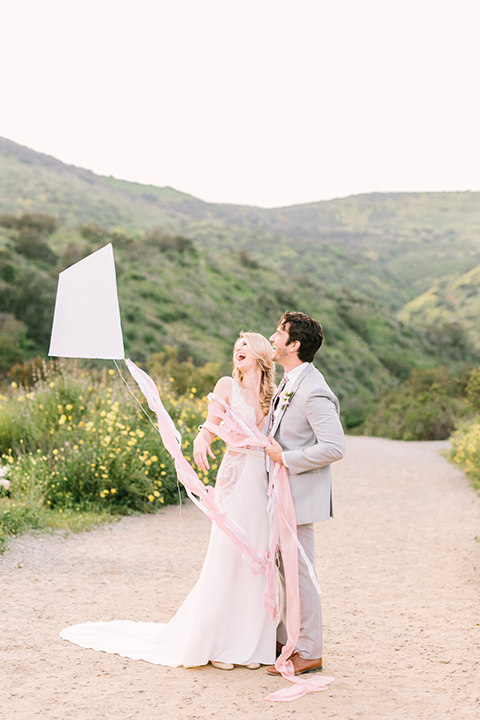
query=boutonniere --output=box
[280,389,295,411]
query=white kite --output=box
[49,243,124,360]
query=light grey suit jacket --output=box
[267,364,346,525]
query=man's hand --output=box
[193,434,216,472]
[265,436,285,465]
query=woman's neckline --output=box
[233,379,267,430]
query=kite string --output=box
[113,359,160,434]
[113,359,184,519]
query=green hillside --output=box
[3,137,480,310]
[0,137,205,230]
[1,138,480,429]
[399,264,480,350]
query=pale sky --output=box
[2,0,479,208]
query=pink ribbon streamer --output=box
[126,360,270,576]
[125,360,334,702]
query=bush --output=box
[0,360,223,549]
[450,421,480,493]
[362,367,468,440]
[466,367,480,413]
[146,346,221,397]
[0,502,45,553]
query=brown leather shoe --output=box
[266,652,323,676]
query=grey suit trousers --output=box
[276,523,323,659]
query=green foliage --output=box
[5,212,59,264]
[0,335,23,373]
[447,366,480,495]
[146,346,221,397]
[399,267,480,356]
[450,421,480,494]
[15,230,58,264]
[17,213,58,234]
[0,314,27,373]
[0,502,45,553]
[362,367,469,440]
[6,356,52,388]
[466,368,480,413]
[0,361,223,551]
[145,229,196,256]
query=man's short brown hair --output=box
[280,311,323,363]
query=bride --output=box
[60,332,277,670]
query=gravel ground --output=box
[1,436,480,720]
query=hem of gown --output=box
[59,627,275,668]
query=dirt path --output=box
[1,436,480,720]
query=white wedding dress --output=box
[60,379,276,667]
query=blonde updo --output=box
[232,331,275,416]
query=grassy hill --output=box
[0,137,206,230]
[399,264,480,350]
[1,138,480,429]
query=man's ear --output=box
[288,340,301,354]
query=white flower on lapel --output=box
[279,389,295,411]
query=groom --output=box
[265,311,345,676]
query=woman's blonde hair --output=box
[232,331,275,416]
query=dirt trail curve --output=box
[1,436,480,720]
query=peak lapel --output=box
[270,364,314,436]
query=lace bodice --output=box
[230,379,257,428]
[215,379,264,504]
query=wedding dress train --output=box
[60,380,276,667]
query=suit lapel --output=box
[270,364,314,436]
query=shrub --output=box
[0,501,45,553]
[450,421,480,493]
[362,367,469,441]
[146,346,221,397]
[466,367,480,413]
[0,361,222,531]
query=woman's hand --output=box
[193,434,216,472]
